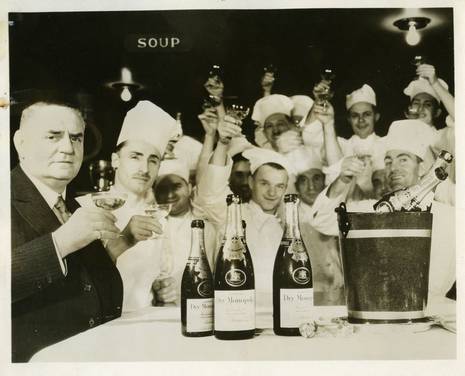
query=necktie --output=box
[53,195,72,224]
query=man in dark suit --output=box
[11,99,123,362]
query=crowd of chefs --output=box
[11,61,455,361]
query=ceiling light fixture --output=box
[106,67,143,102]
[393,17,431,46]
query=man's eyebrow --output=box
[397,153,413,159]
[69,132,84,137]
[47,130,63,135]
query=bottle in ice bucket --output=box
[374,150,453,212]
[181,220,214,337]
[273,194,314,336]
[214,194,255,340]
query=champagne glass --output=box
[91,190,127,246]
[202,94,222,111]
[89,160,115,192]
[261,64,277,89]
[144,203,172,239]
[412,55,426,80]
[313,68,335,112]
[226,103,250,122]
[353,144,372,169]
[91,191,127,211]
[146,203,175,305]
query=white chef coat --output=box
[76,188,162,313]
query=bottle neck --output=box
[225,202,244,239]
[283,201,301,240]
[406,168,445,209]
[189,227,205,259]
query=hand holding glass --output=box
[144,203,172,239]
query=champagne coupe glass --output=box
[144,203,173,240]
[412,55,426,80]
[262,64,277,89]
[226,103,250,122]
[91,190,127,247]
[202,94,222,111]
[88,160,126,245]
[313,68,335,112]
[353,144,372,169]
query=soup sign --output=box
[125,34,191,52]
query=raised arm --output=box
[417,64,455,121]
[192,115,243,225]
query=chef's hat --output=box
[242,147,292,175]
[385,119,436,160]
[293,147,324,175]
[171,135,202,171]
[117,100,176,156]
[251,94,294,126]
[346,84,377,110]
[291,95,314,116]
[403,78,448,103]
[157,158,190,183]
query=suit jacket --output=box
[11,166,123,362]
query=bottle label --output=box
[197,280,212,297]
[280,288,314,328]
[214,290,255,331]
[292,267,311,285]
[288,240,309,263]
[186,298,214,332]
[225,237,246,261]
[225,269,246,287]
[189,255,210,280]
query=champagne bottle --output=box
[374,167,449,213]
[374,150,453,212]
[273,194,314,336]
[214,194,255,340]
[181,220,214,337]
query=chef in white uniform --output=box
[152,158,219,303]
[310,120,455,298]
[79,101,177,312]
[195,112,290,312]
[323,84,386,194]
[402,64,455,188]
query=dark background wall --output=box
[8,8,454,191]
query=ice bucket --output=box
[336,203,432,323]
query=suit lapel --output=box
[11,166,62,235]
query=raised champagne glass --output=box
[226,103,250,122]
[313,68,335,112]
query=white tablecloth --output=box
[31,296,456,361]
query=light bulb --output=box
[121,86,132,102]
[406,22,421,46]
